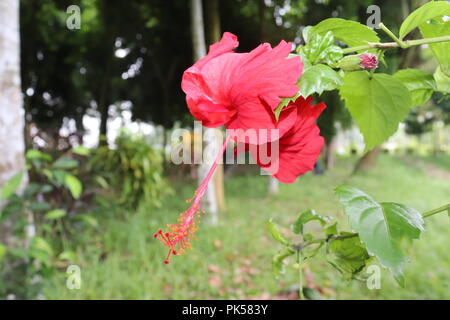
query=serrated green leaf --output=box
[339,71,411,151]
[1,171,24,199]
[400,1,450,39]
[267,219,290,246]
[299,31,343,65]
[420,20,450,75]
[275,64,343,119]
[299,64,344,98]
[44,209,67,220]
[394,69,436,107]
[335,185,424,286]
[272,247,295,277]
[327,233,370,279]
[434,65,450,94]
[312,18,380,47]
[64,174,82,199]
[292,209,327,234]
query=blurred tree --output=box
[0,0,27,187]
[205,0,226,212]
[190,0,220,224]
[0,0,27,245]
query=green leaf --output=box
[292,209,327,234]
[1,171,24,199]
[339,71,412,151]
[301,26,314,44]
[400,1,450,39]
[335,185,424,286]
[303,242,324,260]
[26,149,52,161]
[71,214,98,228]
[312,18,380,47]
[44,209,67,220]
[394,69,436,107]
[71,146,90,156]
[275,64,343,119]
[29,236,54,266]
[58,250,77,261]
[267,219,290,246]
[299,31,343,65]
[434,65,450,94]
[325,223,338,236]
[28,201,51,211]
[9,248,28,260]
[0,244,7,263]
[420,20,450,75]
[52,157,79,169]
[303,287,322,300]
[64,174,82,199]
[272,247,295,277]
[299,64,344,98]
[327,233,370,279]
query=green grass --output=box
[42,155,450,299]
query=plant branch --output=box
[342,35,450,54]
[379,23,407,48]
[422,203,450,218]
[294,203,448,256]
[296,250,304,300]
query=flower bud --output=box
[338,53,378,71]
[359,53,378,70]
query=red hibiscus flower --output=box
[181,32,303,144]
[248,96,326,183]
[156,33,324,264]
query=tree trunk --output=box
[205,0,226,213]
[324,137,337,170]
[98,58,112,146]
[268,176,279,195]
[190,0,220,224]
[190,0,206,61]
[205,0,221,45]
[353,146,382,174]
[0,0,27,245]
[0,0,26,187]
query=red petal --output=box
[181,33,303,139]
[250,97,326,183]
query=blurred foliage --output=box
[90,130,172,209]
[20,0,391,149]
[405,93,450,135]
[0,148,98,298]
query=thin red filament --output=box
[154,134,231,264]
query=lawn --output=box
[43,155,450,299]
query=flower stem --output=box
[422,203,450,218]
[342,35,450,54]
[379,23,407,48]
[296,249,304,300]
